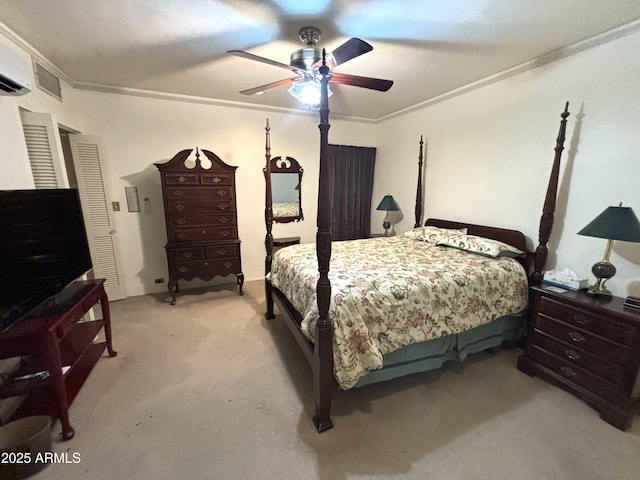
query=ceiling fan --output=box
[227,26,393,100]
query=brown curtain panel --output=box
[328,144,376,240]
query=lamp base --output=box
[585,261,616,297]
[585,284,612,297]
[383,220,391,237]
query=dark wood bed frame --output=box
[264,57,571,433]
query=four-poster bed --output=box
[264,60,571,432]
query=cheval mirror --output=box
[267,156,303,223]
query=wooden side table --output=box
[0,279,117,440]
[517,285,640,430]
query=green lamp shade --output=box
[376,195,399,212]
[577,205,640,242]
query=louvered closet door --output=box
[19,110,68,188]
[69,135,127,300]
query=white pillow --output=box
[437,232,524,258]
[403,226,468,244]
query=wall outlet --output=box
[154,278,164,284]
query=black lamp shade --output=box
[376,195,399,212]
[577,206,640,242]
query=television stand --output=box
[0,279,117,440]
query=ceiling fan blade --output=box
[239,77,298,95]
[330,72,393,92]
[227,50,302,74]
[330,38,373,66]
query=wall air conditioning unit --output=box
[0,42,32,95]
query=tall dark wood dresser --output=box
[155,148,244,304]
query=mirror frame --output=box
[264,155,303,223]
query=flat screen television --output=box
[0,188,93,332]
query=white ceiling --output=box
[1,1,640,120]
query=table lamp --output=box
[376,194,399,236]
[577,203,640,296]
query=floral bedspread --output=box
[267,236,528,389]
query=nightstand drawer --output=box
[535,313,633,365]
[538,296,637,346]
[530,330,626,385]
[529,346,620,403]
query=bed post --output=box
[264,119,275,319]
[532,102,570,284]
[313,51,334,433]
[414,135,424,228]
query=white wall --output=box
[373,30,640,297]
[3,27,639,299]
[64,90,375,296]
[0,36,81,189]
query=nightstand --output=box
[517,285,640,430]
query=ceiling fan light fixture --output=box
[288,79,332,108]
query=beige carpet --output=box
[31,280,639,480]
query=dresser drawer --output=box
[169,214,235,228]
[530,330,627,386]
[201,173,233,186]
[168,247,204,262]
[534,313,633,365]
[171,258,241,278]
[538,295,637,346]
[165,186,233,200]
[205,244,239,259]
[167,199,234,214]
[529,345,621,403]
[55,303,89,339]
[164,173,199,185]
[171,226,237,243]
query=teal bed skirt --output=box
[354,313,526,388]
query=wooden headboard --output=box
[419,102,570,283]
[424,218,532,273]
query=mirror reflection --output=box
[270,156,303,223]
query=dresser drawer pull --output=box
[569,331,585,343]
[573,313,590,325]
[182,252,193,258]
[220,230,229,237]
[174,189,184,196]
[202,229,206,234]
[561,366,577,378]
[178,266,189,273]
[203,261,208,266]
[217,249,227,256]
[212,176,221,183]
[224,262,232,269]
[175,203,185,211]
[219,217,228,224]
[217,203,228,210]
[564,349,581,361]
[176,218,187,225]
[178,176,187,183]
[177,232,189,239]
[217,190,226,196]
